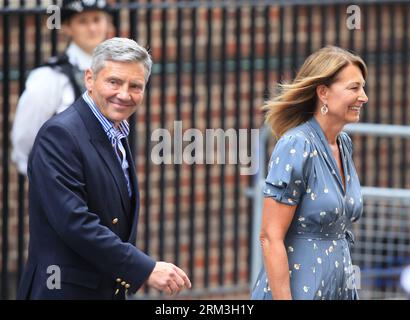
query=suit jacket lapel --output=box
[75,97,131,216]
[123,139,140,242]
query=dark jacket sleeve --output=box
[28,123,155,293]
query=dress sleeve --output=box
[263,134,312,205]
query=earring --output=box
[321,104,328,115]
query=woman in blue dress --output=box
[251,46,368,300]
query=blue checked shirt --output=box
[83,91,132,197]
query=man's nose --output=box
[117,85,131,100]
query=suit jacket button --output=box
[112,218,119,225]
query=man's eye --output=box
[131,84,143,90]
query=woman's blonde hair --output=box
[264,46,367,137]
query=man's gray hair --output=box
[91,37,152,82]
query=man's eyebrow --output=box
[106,76,122,81]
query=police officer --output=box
[11,0,113,174]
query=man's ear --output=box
[84,69,94,92]
[316,84,328,105]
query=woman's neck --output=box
[313,114,344,146]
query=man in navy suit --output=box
[17,37,191,299]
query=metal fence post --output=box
[249,125,271,290]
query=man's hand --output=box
[146,262,192,296]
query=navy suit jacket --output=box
[17,97,156,299]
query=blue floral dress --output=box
[251,117,363,300]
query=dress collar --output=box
[307,116,334,145]
[306,116,347,194]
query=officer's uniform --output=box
[11,0,110,175]
[11,43,91,174]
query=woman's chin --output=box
[346,113,361,123]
